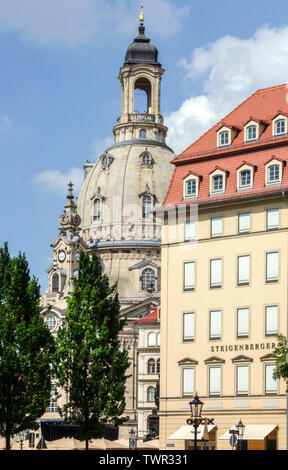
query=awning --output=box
[219,424,278,441]
[168,425,216,440]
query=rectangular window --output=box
[183,313,195,342]
[183,368,194,396]
[210,258,222,288]
[266,252,279,283]
[210,310,222,340]
[185,220,196,240]
[237,308,249,338]
[213,175,223,192]
[267,208,279,230]
[265,365,277,395]
[237,255,250,285]
[211,216,223,237]
[238,212,250,233]
[47,385,57,413]
[209,367,221,397]
[184,262,195,290]
[236,365,249,396]
[265,306,278,336]
[185,179,196,197]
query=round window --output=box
[45,313,57,332]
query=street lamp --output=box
[129,428,137,450]
[188,394,204,451]
[236,419,245,450]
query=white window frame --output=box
[237,308,249,339]
[274,118,286,136]
[182,368,195,397]
[265,159,282,186]
[184,261,195,291]
[236,365,249,396]
[183,312,195,342]
[265,364,278,395]
[266,251,279,283]
[238,212,251,234]
[237,255,250,286]
[246,124,257,141]
[210,258,222,289]
[209,310,222,340]
[184,220,197,241]
[265,305,278,336]
[266,208,280,230]
[211,216,223,238]
[209,366,221,397]
[183,174,199,199]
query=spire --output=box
[139,4,144,25]
[59,182,81,239]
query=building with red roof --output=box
[159,84,288,451]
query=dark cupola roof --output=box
[124,24,161,67]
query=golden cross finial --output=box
[139,4,144,24]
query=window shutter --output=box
[209,367,221,396]
[210,310,221,339]
[183,313,195,341]
[238,255,250,284]
[211,217,223,237]
[266,306,278,335]
[237,308,249,337]
[184,262,195,289]
[185,220,196,240]
[237,366,249,395]
[210,259,222,287]
[183,368,194,396]
[267,209,279,229]
[265,365,277,394]
[238,213,250,233]
[266,252,279,281]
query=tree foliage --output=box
[0,243,55,450]
[54,252,129,450]
[273,334,288,386]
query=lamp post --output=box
[129,428,137,450]
[236,419,245,451]
[188,394,204,451]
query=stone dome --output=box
[124,25,160,66]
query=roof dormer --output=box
[216,123,238,148]
[243,117,266,142]
[265,156,285,186]
[272,112,288,137]
[236,161,257,191]
[183,171,202,199]
[209,167,229,195]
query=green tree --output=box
[273,334,288,386]
[54,252,130,450]
[0,243,55,450]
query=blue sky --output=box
[1,0,288,291]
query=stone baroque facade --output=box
[40,15,174,440]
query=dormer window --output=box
[183,173,201,199]
[268,164,280,183]
[246,125,257,141]
[185,179,196,197]
[219,131,229,147]
[240,170,251,187]
[272,113,287,137]
[213,175,223,192]
[93,198,101,221]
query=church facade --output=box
[40,14,174,439]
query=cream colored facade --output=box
[160,195,288,450]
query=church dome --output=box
[124,25,160,66]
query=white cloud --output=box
[0,0,189,48]
[33,167,84,196]
[90,136,115,160]
[166,25,288,154]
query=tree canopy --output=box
[54,251,130,450]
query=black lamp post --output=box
[188,394,204,451]
[236,419,245,450]
[129,428,137,450]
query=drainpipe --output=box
[281,190,288,450]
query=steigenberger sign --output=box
[210,342,276,353]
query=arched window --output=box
[148,332,156,347]
[185,179,196,197]
[147,386,155,402]
[142,195,152,219]
[141,268,156,291]
[219,131,229,146]
[139,129,147,139]
[134,77,151,113]
[148,358,156,374]
[45,313,57,332]
[156,358,160,374]
[141,153,152,166]
[240,170,251,187]
[93,198,101,221]
[52,273,59,293]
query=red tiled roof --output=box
[137,307,158,323]
[162,84,288,208]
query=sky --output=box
[1,0,288,291]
